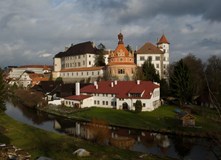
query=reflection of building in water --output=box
[53,120,170,153]
[154,133,170,154]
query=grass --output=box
[0,112,175,160]
[56,105,221,133]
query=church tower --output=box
[107,33,136,80]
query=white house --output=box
[136,34,170,79]
[64,80,160,111]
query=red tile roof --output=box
[65,95,92,101]
[18,65,52,69]
[80,81,159,99]
[60,67,104,72]
[157,34,170,44]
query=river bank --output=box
[0,111,176,160]
[38,104,221,140]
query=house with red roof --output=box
[64,80,160,111]
[17,71,49,88]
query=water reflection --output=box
[5,102,218,160]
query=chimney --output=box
[111,82,114,87]
[137,80,140,85]
[114,80,117,85]
[94,81,98,89]
[75,82,80,96]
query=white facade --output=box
[60,53,96,69]
[58,67,104,83]
[8,67,43,79]
[64,97,93,108]
[17,72,32,88]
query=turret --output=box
[157,34,170,54]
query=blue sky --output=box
[0,0,221,67]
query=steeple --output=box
[157,34,170,45]
[118,32,124,44]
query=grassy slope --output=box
[0,112,173,160]
[68,105,221,132]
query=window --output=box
[81,72,83,75]
[94,100,96,104]
[143,103,146,107]
[106,101,108,105]
[78,55,80,59]
[140,56,145,61]
[97,101,100,105]
[118,69,125,74]
[78,62,81,67]
[83,61,85,65]
[155,56,160,61]
[156,64,159,68]
[103,101,105,105]
[89,61,91,65]
[92,72,94,75]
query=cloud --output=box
[0,0,221,67]
[39,53,53,58]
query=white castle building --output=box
[135,34,170,79]
[53,41,109,83]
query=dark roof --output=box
[54,41,98,58]
[31,81,91,98]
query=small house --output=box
[181,113,195,127]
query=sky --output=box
[1,0,221,67]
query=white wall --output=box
[64,97,93,108]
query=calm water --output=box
[5,102,217,160]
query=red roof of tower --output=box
[157,34,170,44]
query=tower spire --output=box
[118,32,124,44]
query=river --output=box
[5,102,218,160]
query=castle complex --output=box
[52,33,170,82]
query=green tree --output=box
[134,100,142,113]
[126,45,133,52]
[169,59,192,106]
[205,55,221,116]
[182,54,205,98]
[102,68,112,80]
[142,59,160,82]
[95,43,106,66]
[55,77,63,82]
[133,67,145,80]
[160,78,169,98]
[0,68,7,111]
